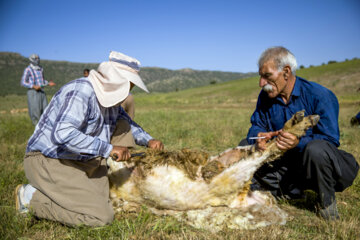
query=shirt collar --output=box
[291,76,301,97]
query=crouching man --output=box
[239,47,359,220]
[15,51,163,226]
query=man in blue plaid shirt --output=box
[21,54,56,125]
[15,51,164,227]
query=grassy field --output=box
[0,60,359,239]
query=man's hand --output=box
[48,80,56,87]
[255,131,279,151]
[33,85,42,91]
[276,130,299,150]
[148,139,164,150]
[110,146,131,162]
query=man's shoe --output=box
[317,201,339,220]
[15,184,29,214]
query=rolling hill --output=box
[0,52,256,96]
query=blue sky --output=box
[1,0,359,72]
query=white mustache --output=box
[262,84,273,93]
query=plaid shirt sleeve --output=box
[50,89,112,158]
[40,70,49,86]
[20,67,33,88]
[41,79,49,87]
[117,107,153,146]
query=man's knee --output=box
[303,140,332,166]
[29,190,115,227]
[68,204,114,227]
[92,207,114,226]
[82,197,115,227]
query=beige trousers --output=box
[120,94,135,120]
[24,119,136,227]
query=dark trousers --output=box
[239,139,359,208]
[27,89,48,125]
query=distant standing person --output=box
[21,54,55,125]
[83,68,90,77]
[121,93,135,119]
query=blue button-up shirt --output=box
[247,76,340,152]
[26,78,153,161]
[21,66,49,88]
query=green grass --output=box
[1,60,360,239]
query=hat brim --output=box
[111,62,149,94]
[89,70,130,107]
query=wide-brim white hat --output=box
[88,51,149,107]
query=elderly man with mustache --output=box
[239,46,358,220]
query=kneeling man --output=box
[15,51,163,226]
[239,47,359,220]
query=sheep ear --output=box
[283,110,305,130]
[293,110,305,123]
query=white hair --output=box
[258,47,297,74]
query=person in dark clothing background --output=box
[350,87,360,127]
[20,54,55,125]
[83,68,90,77]
[239,46,359,220]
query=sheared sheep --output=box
[107,110,319,232]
